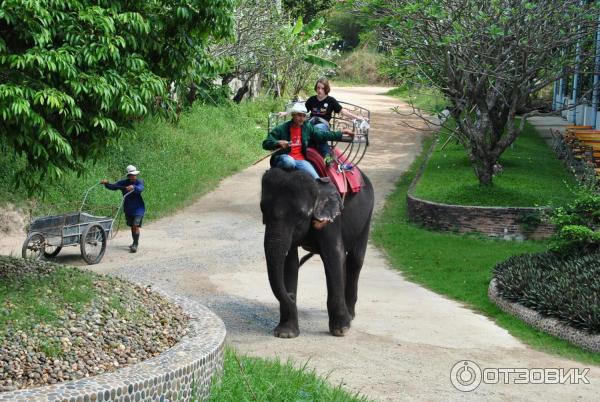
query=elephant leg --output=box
[284,247,299,300]
[274,247,300,338]
[321,244,352,337]
[346,214,371,319]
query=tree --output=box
[0,0,234,191]
[358,0,599,185]
[212,1,338,102]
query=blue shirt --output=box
[104,179,145,216]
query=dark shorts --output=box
[126,215,144,227]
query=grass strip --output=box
[209,347,371,402]
[372,134,600,366]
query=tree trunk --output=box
[232,84,249,103]
[473,155,495,186]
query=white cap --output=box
[287,102,308,115]
[126,165,140,175]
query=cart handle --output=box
[80,183,100,213]
[109,190,134,238]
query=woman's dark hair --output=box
[314,78,330,95]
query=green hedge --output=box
[494,252,600,333]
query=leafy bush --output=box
[1,0,234,191]
[494,252,600,333]
[549,192,600,253]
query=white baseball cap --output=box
[287,102,308,115]
[126,165,140,175]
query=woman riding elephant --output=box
[260,165,374,338]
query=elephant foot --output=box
[274,322,300,338]
[329,317,352,337]
[329,325,351,337]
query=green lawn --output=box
[372,134,600,366]
[412,121,579,207]
[209,348,371,402]
[0,98,283,221]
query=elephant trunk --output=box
[264,226,294,306]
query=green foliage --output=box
[325,8,365,50]
[283,0,335,23]
[549,192,600,253]
[209,347,371,401]
[0,0,234,192]
[494,252,600,333]
[267,16,339,97]
[332,49,387,85]
[372,135,600,364]
[412,120,577,207]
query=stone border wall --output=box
[406,138,555,240]
[0,294,226,402]
[488,279,600,353]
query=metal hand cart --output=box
[21,184,131,265]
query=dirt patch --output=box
[0,203,27,236]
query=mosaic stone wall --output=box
[489,279,600,353]
[0,295,226,402]
[407,193,554,240]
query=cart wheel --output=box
[80,224,107,265]
[44,245,62,258]
[22,232,45,260]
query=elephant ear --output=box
[313,182,342,223]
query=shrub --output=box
[549,192,600,253]
[494,251,600,334]
[333,48,386,85]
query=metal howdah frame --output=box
[268,101,371,168]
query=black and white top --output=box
[305,95,342,123]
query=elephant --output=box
[260,167,374,338]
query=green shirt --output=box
[262,120,342,159]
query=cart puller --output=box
[101,165,145,253]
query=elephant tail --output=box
[299,252,315,267]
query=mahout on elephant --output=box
[260,167,374,338]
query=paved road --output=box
[2,87,599,401]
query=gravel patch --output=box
[0,256,189,392]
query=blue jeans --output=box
[275,154,319,179]
[312,122,331,156]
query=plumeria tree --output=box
[358,0,600,185]
[212,0,338,102]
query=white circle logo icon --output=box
[450,360,482,392]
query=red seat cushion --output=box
[305,147,363,195]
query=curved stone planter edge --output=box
[406,135,554,239]
[0,291,226,402]
[488,278,600,353]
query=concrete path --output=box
[2,88,598,401]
